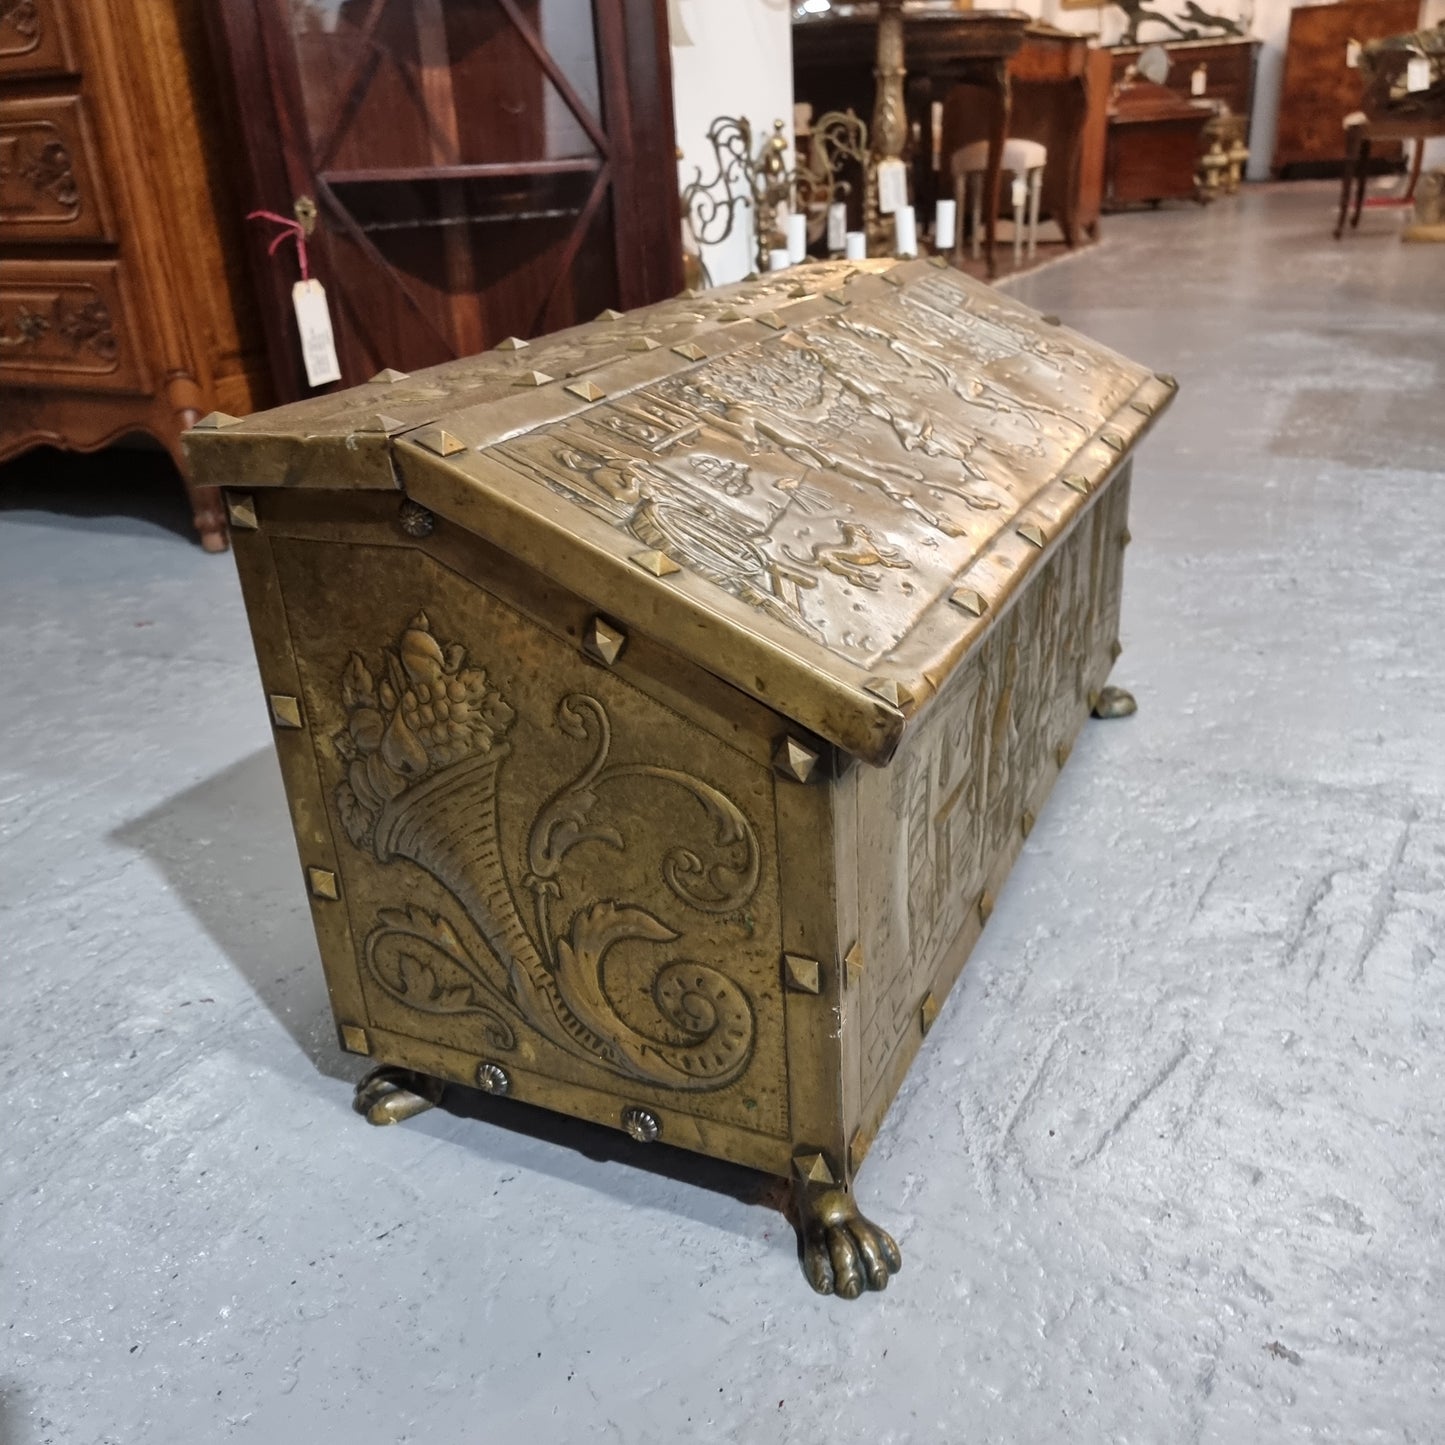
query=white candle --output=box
[894,204,917,258]
[935,197,957,251]
[827,202,848,253]
[786,211,808,265]
[845,230,868,260]
[769,247,791,272]
[877,157,908,215]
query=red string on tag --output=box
[247,209,310,281]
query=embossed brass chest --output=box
[185,260,1174,1299]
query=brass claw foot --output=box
[1092,685,1137,719]
[796,1185,902,1299]
[353,1065,445,1126]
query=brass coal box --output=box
[186,260,1174,1300]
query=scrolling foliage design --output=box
[334,613,759,1090]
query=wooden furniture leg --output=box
[1028,165,1043,258]
[953,170,968,266]
[1404,136,1425,205]
[1334,127,1358,238]
[984,59,1011,278]
[1013,173,1024,267]
[1351,135,1372,229]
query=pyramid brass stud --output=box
[978,891,995,924]
[882,268,907,286]
[716,307,746,322]
[582,615,627,667]
[1131,400,1154,416]
[671,342,706,361]
[772,736,820,784]
[268,694,302,730]
[1041,313,1062,326]
[495,336,529,351]
[355,413,406,434]
[920,993,941,1034]
[783,954,822,995]
[226,492,259,531]
[680,286,704,299]
[594,308,625,322]
[928,254,949,268]
[1062,474,1090,494]
[864,676,911,709]
[414,427,466,457]
[1101,431,1125,452]
[1021,810,1035,838]
[844,942,864,989]
[369,367,410,383]
[1056,740,1072,769]
[512,369,554,387]
[307,866,339,901]
[1111,639,1124,662]
[1156,372,1178,389]
[629,548,681,578]
[564,379,607,402]
[193,411,243,429]
[949,587,987,617]
[626,335,662,351]
[788,285,812,299]
[755,312,786,330]
[339,1024,370,1055]
[1017,523,1046,549]
[793,1150,837,1187]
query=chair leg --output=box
[1334,130,1356,238]
[1351,137,1371,229]
[1028,167,1042,259]
[1405,136,1425,205]
[970,171,982,262]
[953,172,966,265]
[1013,176,1023,268]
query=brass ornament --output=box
[626,336,662,351]
[783,953,823,994]
[1092,685,1138,719]
[622,1106,661,1143]
[193,411,243,429]
[565,380,607,403]
[594,309,625,323]
[512,370,554,388]
[495,337,529,351]
[793,1150,837,1186]
[920,993,941,1034]
[398,499,435,537]
[671,342,706,362]
[339,1024,371,1055]
[414,428,466,457]
[949,587,987,617]
[581,615,627,666]
[864,677,911,709]
[1017,523,1046,549]
[629,549,681,578]
[476,1062,512,1096]
[772,736,820,784]
[268,694,303,729]
[225,492,258,531]
[370,367,411,382]
[307,866,339,901]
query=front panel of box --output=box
[249,522,803,1170]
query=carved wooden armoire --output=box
[0,0,270,550]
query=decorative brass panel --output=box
[850,471,1132,1135]
[269,537,791,1141]
[0,92,114,241]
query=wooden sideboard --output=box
[1110,38,1261,123]
[0,0,269,550]
[1106,81,1214,206]
[1273,0,1421,174]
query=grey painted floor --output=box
[4,184,1443,1444]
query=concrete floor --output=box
[3,184,1443,1443]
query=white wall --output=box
[669,0,795,285]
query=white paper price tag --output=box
[292,278,341,388]
[1345,39,1361,69]
[1407,54,1431,92]
[877,158,908,215]
[827,201,848,252]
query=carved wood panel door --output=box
[210,0,682,400]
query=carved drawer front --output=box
[0,93,115,242]
[0,0,76,78]
[0,259,148,395]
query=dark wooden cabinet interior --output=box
[210,0,683,400]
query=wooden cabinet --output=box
[207,0,684,401]
[1110,38,1261,125]
[0,0,270,550]
[1106,81,1213,207]
[1273,0,1421,174]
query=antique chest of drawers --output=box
[185,259,1174,1299]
